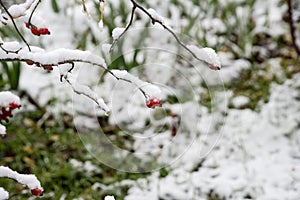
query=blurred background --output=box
[0,0,299,199]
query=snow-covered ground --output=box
[1,0,299,199]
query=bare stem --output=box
[28,0,41,25]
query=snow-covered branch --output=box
[0,43,107,69]
[0,91,21,135]
[110,0,221,70]
[0,166,43,199]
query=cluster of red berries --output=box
[25,22,50,36]
[0,102,20,122]
[25,61,53,71]
[31,188,43,196]
[146,97,162,109]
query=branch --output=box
[0,166,43,197]
[0,46,107,69]
[28,0,40,25]
[110,0,221,70]
[81,0,90,18]
[109,3,137,52]
[0,1,31,51]
[287,0,300,57]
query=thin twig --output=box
[0,0,31,51]
[109,3,137,52]
[110,0,213,67]
[0,44,22,54]
[28,0,40,25]
[287,0,300,57]
[106,69,147,98]
[81,0,90,18]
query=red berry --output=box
[38,28,50,35]
[31,27,40,36]
[9,102,19,109]
[26,61,34,65]
[31,188,43,196]
[146,97,161,108]
[43,66,53,71]
[171,124,177,136]
[25,22,30,29]
[208,64,220,70]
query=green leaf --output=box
[51,0,60,13]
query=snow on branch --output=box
[7,0,38,19]
[111,70,161,99]
[0,91,21,135]
[109,0,221,70]
[61,69,110,114]
[0,43,107,69]
[0,187,9,200]
[0,166,43,199]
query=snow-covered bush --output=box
[0,0,221,199]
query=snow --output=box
[0,91,20,108]
[104,196,115,200]
[101,43,111,55]
[231,95,250,108]
[0,187,9,200]
[187,45,221,69]
[1,42,22,52]
[112,27,125,40]
[0,166,43,190]
[69,159,100,174]
[64,73,110,113]
[147,8,164,23]
[1,0,299,199]
[0,45,107,69]
[111,70,162,98]
[0,124,6,135]
[98,19,104,31]
[123,74,300,200]
[7,0,37,18]
[0,10,7,25]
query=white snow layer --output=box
[0,187,9,200]
[104,195,115,200]
[0,45,107,69]
[111,70,162,98]
[0,166,42,190]
[187,45,221,69]
[0,124,6,135]
[0,91,20,107]
[7,0,37,18]
[231,95,250,108]
[112,27,125,40]
[124,74,300,200]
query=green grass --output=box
[0,110,149,199]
